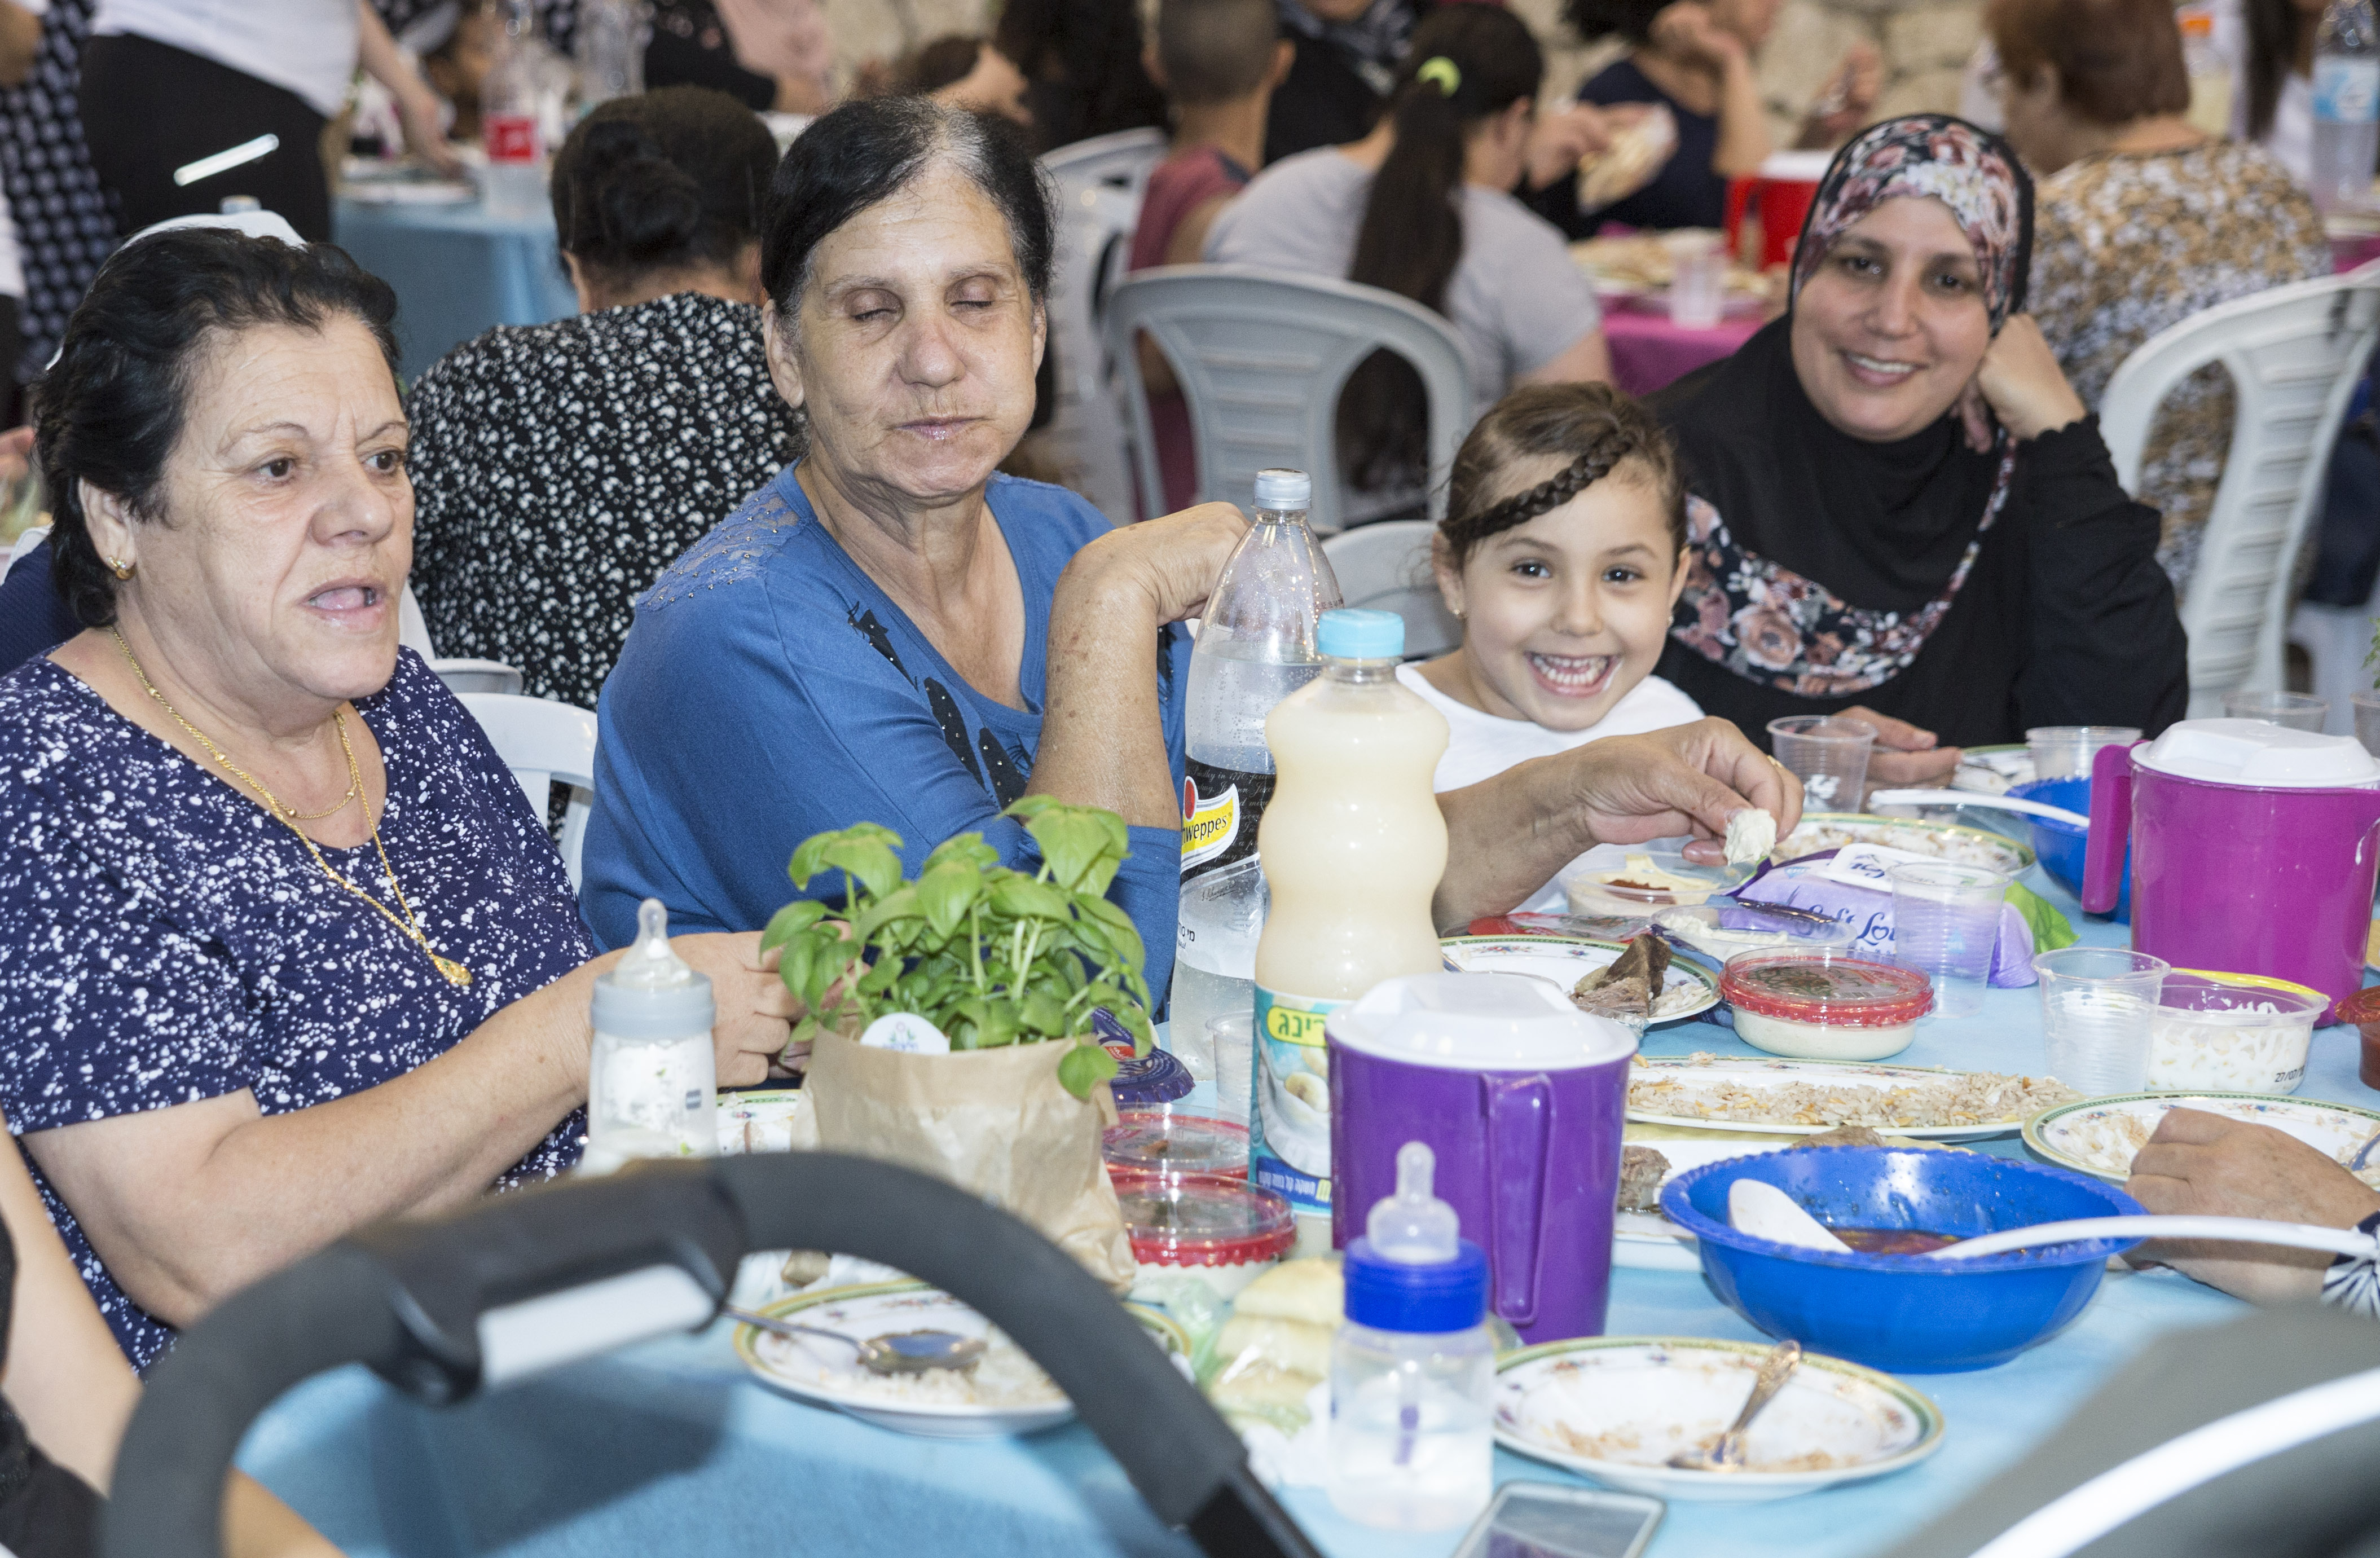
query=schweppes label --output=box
[1181,758,1273,881]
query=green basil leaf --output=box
[851,884,924,943]
[917,861,984,937]
[924,831,1001,874]
[1056,1041,1119,1101]
[821,837,905,901]
[1019,988,1069,1036]
[989,875,1071,921]
[759,899,827,954]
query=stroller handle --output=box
[102,1152,1322,1558]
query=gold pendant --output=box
[432,953,473,987]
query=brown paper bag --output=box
[803,1031,1134,1291]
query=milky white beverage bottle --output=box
[1171,468,1341,1081]
[582,898,718,1174]
[1251,609,1449,1245]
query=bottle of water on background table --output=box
[2313,0,2380,213]
[1169,469,1341,1080]
[481,0,547,219]
[575,0,649,108]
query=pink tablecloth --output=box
[1602,300,1763,395]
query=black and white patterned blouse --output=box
[0,650,593,1370]
[2324,1209,2380,1319]
[405,290,803,711]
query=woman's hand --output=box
[2126,1107,2380,1304]
[1061,502,1251,627]
[1956,314,2088,452]
[1565,718,1805,860]
[1797,42,1880,146]
[1524,101,1643,191]
[1835,704,1960,789]
[677,931,802,1088]
[1650,1,1747,69]
[394,83,467,178]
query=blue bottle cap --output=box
[1317,608,1405,661]
[1343,1235,1490,1333]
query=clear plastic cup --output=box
[2024,725,2142,781]
[2035,947,2170,1096]
[1663,230,1725,329]
[1886,861,2007,1019]
[1208,1012,1253,1128]
[2352,691,2380,756]
[2222,690,2328,730]
[1767,715,1876,812]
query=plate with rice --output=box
[733,1279,1190,1438]
[2023,1093,2380,1188]
[1626,1054,2080,1141]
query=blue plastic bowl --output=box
[2008,777,2128,921]
[1661,1147,2143,1374]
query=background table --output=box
[332,197,578,384]
[237,864,2373,1557]
[1603,300,1763,397]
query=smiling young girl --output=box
[1398,382,1703,909]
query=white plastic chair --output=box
[1321,519,1461,659]
[2099,263,2380,719]
[1105,265,1475,535]
[458,692,599,890]
[1037,127,1168,525]
[399,581,527,696]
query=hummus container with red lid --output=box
[1720,949,1934,1061]
[1103,1107,1250,1178]
[1112,1170,1296,1304]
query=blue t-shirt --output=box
[0,650,592,1370]
[582,465,1193,1004]
[1572,57,1727,234]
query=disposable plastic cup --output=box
[2035,947,2170,1096]
[1664,230,1725,329]
[1887,861,2007,1020]
[2222,690,2328,730]
[1208,1013,1253,1128]
[1767,715,1876,812]
[2352,692,2380,757]
[2024,725,2141,781]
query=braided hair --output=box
[1440,382,1686,567]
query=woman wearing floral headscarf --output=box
[1650,114,2187,779]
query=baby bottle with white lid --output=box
[1327,1141,1495,1531]
[583,898,717,1174]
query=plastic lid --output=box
[1252,468,1312,509]
[1317,607,1404,661]
[2159,969,2328,1019]
[592,899,715,1038]
[1328,972,1638,1072]
[1344,1235,1489,1333]
[1101,1039,1194,1106]
[1110,1170,1296,1268]
[1103,1108,1251,1177]
[1720,949,1933,1028]
[2136,719,2380,790]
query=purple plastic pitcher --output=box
[2083,722,2380,1021]
[1328,972,1633,1345]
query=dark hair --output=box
[992,0,1168,151]
[1156,0,1279,107]
[34,231,400,628]
[1562,0,1670,47]
[900,34,990,95]
[1440,382,1685,568]
[1341,5,1544,494]
[760,97,1056,313]
[2242,0,2306,139]
[1985,0,2189,126]
[550,86,778,293]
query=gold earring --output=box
[108,556,134,580]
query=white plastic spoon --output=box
[1728,1179,1853,1252]
[1867,790,2092,828]
[1925,1215,2378,1262]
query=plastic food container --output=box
[1654,902,1857,965]
[2145,970,2328,1095]
[1559,843,1729,918]
[1103,1107,1251,1178]
[1719,949,1935,1061]
[1112,1170,1296,1304]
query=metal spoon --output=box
[724,1303,988,1375]
[1866,789,2092,828]
[1667,1340,1802,1472]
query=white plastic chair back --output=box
[458,692,599,890]
[4,522,51,582]
[1039,127,1167,525]
[398,583,437,656]
[2098,264,2380,718]
[401,581,529,696]
[1321,519,1460,659]
[1106,265,1475,535]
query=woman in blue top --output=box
[0,230,794,1370]
[587,95,1806,1005]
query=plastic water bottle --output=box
[2178,6,2234,138]
[2313,0,2380,213]
[1169,469,1340,1076]
[582,898,717,1173]
[1250,609,1448,1242]
[481,0,547,219]
[575,0,649,108]
[1328,1142,1494,1531]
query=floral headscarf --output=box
[1788,115,2034,332]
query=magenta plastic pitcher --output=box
[2084,722,2380,1020]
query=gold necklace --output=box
[108,627,473,987]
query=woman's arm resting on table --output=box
[353,0,465,177]
[2126,1107,2380,1304]
[1433,716,1803,925]
[23,938,791,1328]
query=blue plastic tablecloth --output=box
[331,197,578,384]
[236,865,2377,1557]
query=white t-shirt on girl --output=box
[1396,662,1704,912]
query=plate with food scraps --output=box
[1494,1335,1945,1501]
[732,1279,1191,1438]
[1772,813,2034,874]
[1611,1129,1964,1270]
[1440,934,1720,1023]
[2023,1093,2380,1189]
[1626,1054,2080,1141]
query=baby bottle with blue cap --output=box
[583,898,718,1174]
[1327,1141,1494,1530]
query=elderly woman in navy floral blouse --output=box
[0,230,796,1370]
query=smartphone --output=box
[1449,1482,1666,1558]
